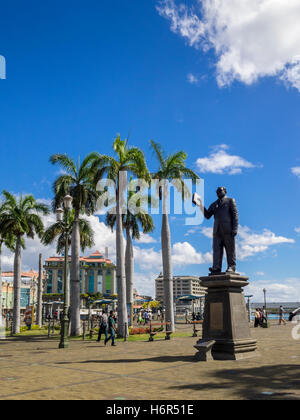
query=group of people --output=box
[254,305,287,327]
[254,307,268,327]
[135,310,152,325]
[97,310,117,346]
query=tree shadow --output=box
[56,354,196,365]
[169,364,300,400]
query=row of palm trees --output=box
[0,136,198,337]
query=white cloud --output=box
[133,240,212,271]
[135,233,157,244]
[187,73,198,84]
[247,278,300,303]
[157,0,300,92]
[172,241,212,265]
[237,225,294,260]
[295,227,300,235]
[201,227,213,238]
[291,167,300,178]
[199,224,294,260]
[255,272,265,276]
[196,144,256,174]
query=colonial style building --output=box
[1,270,38,311]
[44,250,117,297]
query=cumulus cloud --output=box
[199,224,294,260]
[291,167,300,178]
[196,144,256,174]
[237,225,294,260]
[247,278,300,302]
[157,0,300,92]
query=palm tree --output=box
[42,210,95,256]
[150,140,199,332]
[50,153,99,336]
[105,186,155,309]
[0,203,18,328]
[91,135,150,337]
[0,192,49,334]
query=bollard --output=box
[149,320,153,342]
[52,318,55,335]
[82,321,86,341]
[124,323,128,342]
[48,319,51,338]
[193,322,197,337]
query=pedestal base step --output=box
[212,338,257,360]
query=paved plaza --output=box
[0,322,299,400]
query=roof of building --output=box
[1,270,38,279]
[45,250,114,265]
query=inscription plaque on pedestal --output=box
[210,302,223,331]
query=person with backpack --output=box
[97,310,108,343]
[105,311,117,346]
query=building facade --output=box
[155,274,207,312]
[44,250,117,297]
[1,270,38,311]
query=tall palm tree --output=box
[50,153,99,336]
[105,186,155,308]
[0,203,18,328]
[0,192,49,334]
[91,135,150,337]
[150,140,199,332]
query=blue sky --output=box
[1,0,300,301]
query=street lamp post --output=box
[57,194,73,349]
[245,295,253,323]
[263,288,267,319]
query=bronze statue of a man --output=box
[195,187,239,275]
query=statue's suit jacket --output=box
[204,197,239,237]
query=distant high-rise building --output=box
[155,274,206,312]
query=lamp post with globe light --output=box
[56,194,73,349]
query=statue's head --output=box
[216,186,227,199]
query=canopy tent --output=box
[177,295,205,301]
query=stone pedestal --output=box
[201,273,257,360]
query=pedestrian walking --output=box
[138,311,143,325]
[25,316,32,331]
[97,310,108,343]
[105,311,117,346]
[279,306,286,325]
[254,309,261,328]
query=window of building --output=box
[47,270,53,294]
[57,270,63,294]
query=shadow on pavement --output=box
[55,354,196,365]
[169,364,300,400]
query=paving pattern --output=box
[0,322,299,400]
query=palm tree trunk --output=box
[0,244,3,328]
[13,236,22,334]
[70,210,81,336]
[116,182,128,338]
[125,227,134,310]
[161,184,175,332]
[36,253,43,328]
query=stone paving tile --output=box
[0,322,299,400]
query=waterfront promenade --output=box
[0,321,299,400]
